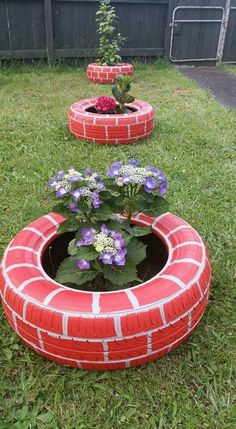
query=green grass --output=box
[219,63,236,76]
[0,61,235,429]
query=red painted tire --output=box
[0,212,211,370]
[86,63,134,84]
[68,98,154,145]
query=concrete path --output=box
[178,66,236,109]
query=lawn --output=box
[0,61,235,429]
[220,63,236,76]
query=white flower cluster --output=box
[77,187,93,197]
[65,168,82,181]
[119,165,153,185]
[85,174,100,190]
[53,169,82,192]
[54,180,71,192]
[93,232,117,254]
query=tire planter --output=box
[0,212,211,371]
[0,213,211,370]
[86,63,134,84]
[68,98,155,145]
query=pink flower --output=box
[95,96,117,114]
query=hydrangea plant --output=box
[94,96,117,114]
[95,76,135,114]
[47,160,169,290]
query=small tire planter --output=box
[0,212,211,370]
[87,63,134,84]
[68,98,155,145]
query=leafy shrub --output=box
[96,0,126,66]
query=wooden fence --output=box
[0,0,235,63]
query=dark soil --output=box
[85,106,137,114]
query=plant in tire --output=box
[96,0,126,66]
[47,160,169,290]
[94,75,135,114]
[112,75,135,113]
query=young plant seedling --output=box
[112,75,135,113]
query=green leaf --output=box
[0,423,13,429]
[52,203,69,217]
[142,191,154,203]
[92,203,113,221]
[141,196,169,217]
[3,349,13,361]
[103,259,138,287]
[112,85,122,102]
[55,257,98,286]
[37,412,53,424]
[124,94,135,104]
[122,224,151,237]
[13,407,29,421]
[120,75,134,86]
[99,190,112,200]
[68,239,78,256]
[57,217,79,234]
[77,246,98,261]
[127,238,147,265]
[106,195,125,212]
[103,177,115,186]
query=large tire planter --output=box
[68,98,155,145]
[87,63,134,84]
[0,212,211,370]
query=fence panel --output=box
[222,0,236,62]
[0,0,235,63]
[0,0,169,60]
[0,0,46,58]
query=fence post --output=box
[44,0,54,63]
[217,0,231,63]
[164,0,176,60]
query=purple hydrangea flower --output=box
[128,159,139,166]
[101,224,110,235]
[67,202,78,213]
[113,249,127,266]
[97,182,105,191]
[86,168,100,182]
[77,227,96,247]
[111,232,125,250]
[99,252,114,265]
[76,259,90,270]
[68,174,81,183]
[94,173,101,182]
[107,161,123,177]
[92,192,102,208]
[56,170,65,180]
[147,165,161,175]
[47,177,57,187]
[56,187,68,198]
[71,189,81,201]
[158,179,168,195]
[85,167,93,176]
[82,227,95,245]
[144,177,157,193]
[157,172,166,181]
[121,175,130,185]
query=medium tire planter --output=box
[68,98,155,145]
[0,212,211,370]
[87,63,134,84]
